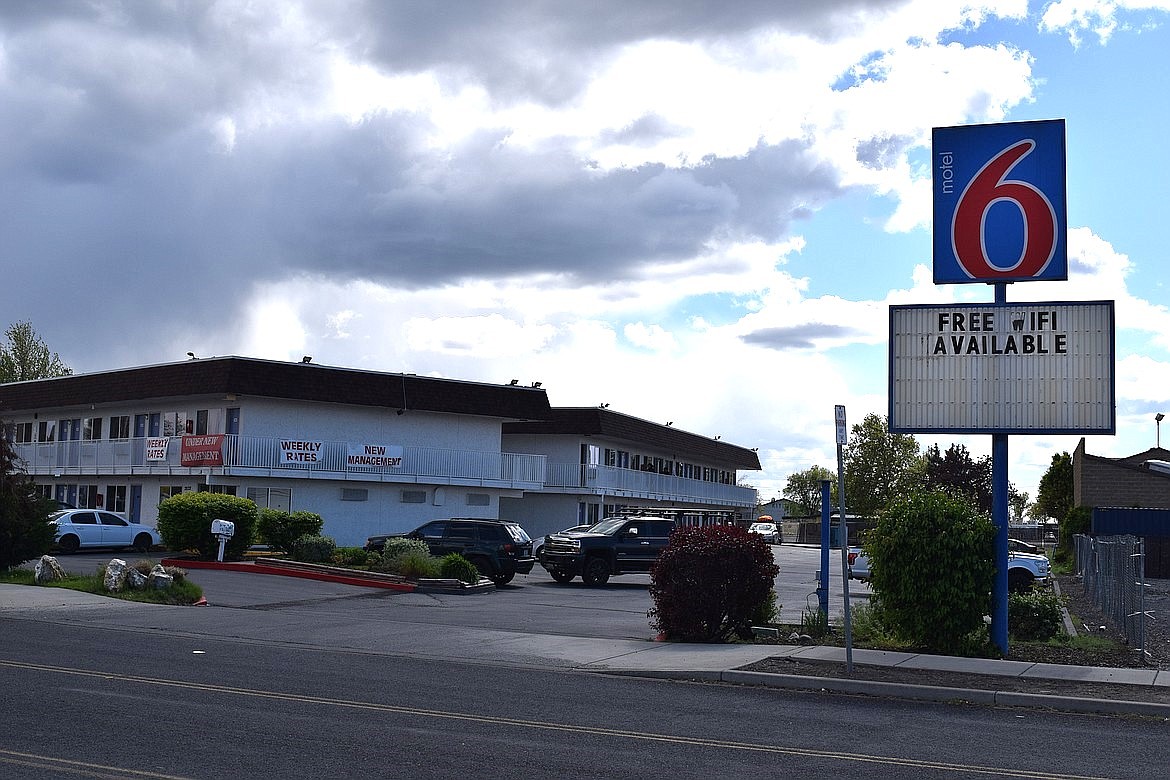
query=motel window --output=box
[13,422,33,443]
[159,486,188,502]
[78,484,101,509]
[466,493,490,507]
[38,421,55,442]
[108,416,131,440]
[341,488,369,502]
[195,409,209,435]
[106,485,128,513]
[401,490,427,504]
[162,412,188,437]
[82,417,103,441]
[246,487,290,511]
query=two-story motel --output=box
[0,356,760,546]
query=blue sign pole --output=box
[991,282,1010,654]
[819,480,830,619]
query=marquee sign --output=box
[889,301,1114,434]
[933,119,1067,284]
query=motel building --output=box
[0,356,760,547]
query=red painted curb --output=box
[161,558,417,592]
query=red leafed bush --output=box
[649,524,779,642]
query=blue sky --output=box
[2,1,1168,507]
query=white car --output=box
[748,522,781,544]
[49,509,162,553]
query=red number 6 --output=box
[951,140,1056,279]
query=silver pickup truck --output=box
[848,542,1050,593]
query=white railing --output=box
[12,435,546,488]
[544,463,757,507]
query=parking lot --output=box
[45,544,868,640]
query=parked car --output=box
[748,521,781,544]
[1008,538,1042,555]
[538,515,675,585]
[364,518,535,586]
[533,524,595,557]
[847,546,1050,592]
[49,509,162,553]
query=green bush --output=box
[390,549,441,579]
[866,489,995,653]
[156,492,258,561]
[1009,590,1066,641]
[381,537,429,560]
[0,432,56,571]
[1055,505,1091,566]
[256,509,324,552]
[439,553,480,584]
[332,546,373,567]
[288,534,336,563]
[649,525,780,642]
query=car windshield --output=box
[504,524,531,544]
[587,517,629,535]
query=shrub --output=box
[1009,590,1066,641]
[332,546,373,567]
[256,509,324,552]
[156,492,258,561]
[439,553,480,584]
[1055,505,1091,566]
[649,525,779,642]
[390,549,442,579]
[866,489,995,654]
[288,534,336,563]
[0,433,56,571]
[380,537,430,561]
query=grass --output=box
[0,563,203,606]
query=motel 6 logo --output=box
[932,119,1067,285]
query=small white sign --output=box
[145,437,170,461]
[834,406,848,445]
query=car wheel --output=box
[490,571,515,586]
[549,569,574,584]
[133,533,154,553]
[1008,569,1033,593]
[582,556,610,586]
[58,535,80,554]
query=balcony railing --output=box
[544,463,757,507]
[12,435,547,490]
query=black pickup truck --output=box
[537,515,674,585]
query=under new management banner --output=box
[889,301,1115,434]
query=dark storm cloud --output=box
[0,1,892,367]
[742,323,858,350]
[343,0,911,103]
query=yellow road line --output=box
[0,659,1110,780]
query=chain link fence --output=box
[1074,534,1146,656]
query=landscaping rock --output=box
[103,559,129,593]
[33,555,68,584]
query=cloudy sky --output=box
[3,0,1169,504]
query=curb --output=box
[597,668,1170,718]
[161,558,417,592]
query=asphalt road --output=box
[2,616,1167,779]
[4,547,1168,778]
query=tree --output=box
[0,429,56,570]
[1033,452,1073,524]
[0,321,72,382]
[865,488,996,653]
[782,465,836,516]
[842,414,922,517]
[921,443,993,513]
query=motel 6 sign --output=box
[933,119,1067,284]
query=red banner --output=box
[181,435,225,466]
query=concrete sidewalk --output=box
[4,576,1169,718]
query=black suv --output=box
[538,515,674,585]
[364,518,535,585]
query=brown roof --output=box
[503,407,761,469]
[0,356,552,420]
